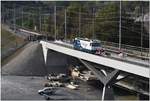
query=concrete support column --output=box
[102,85,106,101]
[102,85,115,100]
[79,59,122,101]
[42,45,48,64]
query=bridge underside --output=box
[40,41,149,78]
[41,41,149,100]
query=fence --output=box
[101,40,149,58]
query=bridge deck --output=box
[40,41,149,78]
[53,40,149,66]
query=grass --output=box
[1,28,25,50]
[1,27,27,64]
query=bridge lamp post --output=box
[119,1,122,50]
[92,7,95,39]
[140,3,143,56]
[79,7,81,38]
[13,4,16,32]
[65,8,67,41]
[39,7,41,32]
[21,7,24,28]
[54,6,57,40]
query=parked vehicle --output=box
[47,74,59,81]
[58,74,71,83]
[38,87,57,95]
[66,84,78,90]
[70,81,79,87]
[47,73,70,82]
[66,81,79,90]
[57,73,67,78]
[44,82,64,87]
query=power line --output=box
[92,8,95,39]
[65,8,67,41]
[6,7,144,26]
[54,6,56,40]
[54,25,149,39]
[4,5,148,42]
[140,3,144,54]
[119,1,122,49]
[66,10,119,16]
[79,7,81,37]
[21,7,23,27]
[39,7,41,32]
[8,10,148,38]
[13,4,16,32]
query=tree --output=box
[95,2,119,42]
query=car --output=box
[38,87,57,95]
[57,73,67,78]
[58,74,71,83]
[44,82,64,87]
[66,84,77,90]
[44,82,53,87]
[70,81,79,87]
[66,81,79,90]
[47,73,70,83]
[47,74,59,81]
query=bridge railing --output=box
[101,41,149,58]
[64,39,149,59]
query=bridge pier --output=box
[79,59,126,101]
[42,45,48,64]
[101,85,115,100]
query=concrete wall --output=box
[45,50,79,74]
[2,42,47,76]
[2,42,79,76]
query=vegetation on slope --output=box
[1,1,149,47]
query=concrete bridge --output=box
[40,40,149,100]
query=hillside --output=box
[1,27,26,60]
[1,1,149,47]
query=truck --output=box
[73,38,103,54]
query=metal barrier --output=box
[101,41,149,58]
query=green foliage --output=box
[3,1,148,47]
[1,28,24,50]
[95,3,119,41]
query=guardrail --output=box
[101,41,149,59]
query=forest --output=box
[1,1,149,48]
